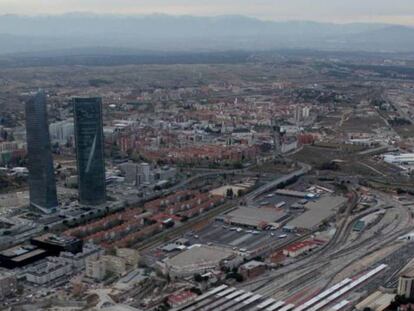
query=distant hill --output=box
[0,14,413,54]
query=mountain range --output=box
[0,14,413,55]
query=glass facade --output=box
[73,97,106,206]
[25,91,58,213]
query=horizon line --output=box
[0,12,413,27]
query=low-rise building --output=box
[168,290,197,308]
[102,255,127,277]
[26,257,72,285]
[161,245,239,278]
[239,260,267,279]
[60,243,104,270]
[116,248,140,268]
[398,259,414,298]
[283,240,318,258]
[0,272,17,299]
[85,257,106,281]
[355,291,395,311]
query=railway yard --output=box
[157,170,414,311]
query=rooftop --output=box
[287,195,347,230]
[166,245,235,269]
[224,206,287,228]
[31,233,80,246]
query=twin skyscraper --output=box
[25,91,106,213]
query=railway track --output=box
[247,194,412,298]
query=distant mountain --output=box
[0,14,413,54]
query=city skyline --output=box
[1,0,414,25]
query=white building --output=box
[302,106,311,119]
[140,163,151,184]
[60,243,104,270]
[384,153,414,165]
[49,119,74,145]
[26,257,72,285]
[85,257,106,281]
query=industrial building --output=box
[287,195,348,230]
[73,97,106,206]
[283,240,319,258]
[239,260,267,279]
[161,245,240,278]
[25,91,59,213]
[275,189,316,199]
[221,207,289,229]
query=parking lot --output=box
[185,222,297,253]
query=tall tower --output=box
[25,91,58,213]
[73,98,106,206]
[272,118,282,157]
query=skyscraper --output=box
[25,91,58,213]
[73,97,106,206]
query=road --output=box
[135,162,312,252]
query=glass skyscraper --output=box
[73,97,106,206]
[25,91,58,213]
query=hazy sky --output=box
[1,0,414,25]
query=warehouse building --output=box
[286,195,348,230]
[160,245,240,278]
[220,207,289,230]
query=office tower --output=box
[25,91,59,213]
[293,105,302,124]
[73,98,106,206]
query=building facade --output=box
[73,98,106,206]
[0,273,17,299]
[25,91,59,213]
[398,275,414,298]
[49,119,74,145]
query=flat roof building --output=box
[162,245,238,278]
[287,195,347,230]
[222,207,288,229]
[31,233,83,256]
[0,244,48,269]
